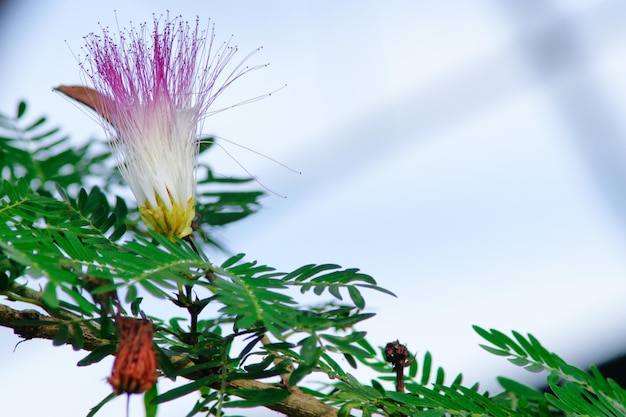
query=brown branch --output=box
[230,379,337,417]
[0,301,337,417]
[0,303,106,350]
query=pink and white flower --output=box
[76,15,261,238]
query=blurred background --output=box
[2,1,626,416]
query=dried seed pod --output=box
[108,316,158,395]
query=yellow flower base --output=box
[139,195,195,239]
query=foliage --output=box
[1,101,625,417]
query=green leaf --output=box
[434,367,445,385]
[16,101,27,119]
[139,279,168,299]
[524,363,545,373]
[451,372,463,386]
[328,284,342,300]
[300,335,319,366]
[71,322,85,350]
[155,347,177,379]
[338,401,358,417]
[358,283,397,298]
[223,388,290,408]
[490,328,526,356]
[174,360,225,378]
[421,351,432,385]
[478,344,510,357]
[321,352,346,377]
[87,393,118,417]
[473,326,509,350]
[497,376,543,400]
[507,356,529,366]
[144,383,159,417]
[31,127,61,142]
[348,285,365,309]
[130,296,143,316]
[344,353,357,369]
[110,223,126,241]
[289,362,315,386]
[512,330,542,362]
[77,344,117,366]
[154,375,221,404]
[386,390,430,407]
[409,355,418,378]
[221,253,246,269]
[321,333,373,358]
[415,410,446,417]
[527,334,560,369]
[52,324,70,346]
[244,354,275,373]
[61,287,98,316]
[25,116,47,132]
[42,282,60,309]
[0,272,9,291]
[371,379,385,395]
[284,263,342,282]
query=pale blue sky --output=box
[2,1,626,416]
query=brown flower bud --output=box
[385,340,411,368]
[108,316,158,395]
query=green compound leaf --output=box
[16,101,27,119]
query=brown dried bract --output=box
[54,85,113,125]
[108,316,158,395]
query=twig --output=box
[385,340,413,417]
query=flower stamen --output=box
[62,14,264,238]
